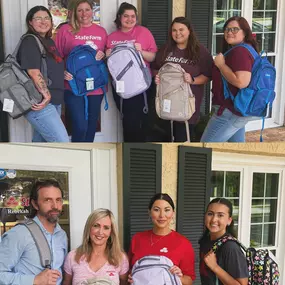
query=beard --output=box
[39,208,62,224]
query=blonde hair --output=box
[70,0,94,34]
[75,208,124,266]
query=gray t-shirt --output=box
[17,35,64,105]
[199,234,249,285]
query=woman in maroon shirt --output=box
[201,16,258,142]
[152,17,213,142]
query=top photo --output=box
[0,0,285,143]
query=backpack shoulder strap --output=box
[224,43,258,59]
[13,34,50,86]
[212,235,247,254]
[19,219,52,269]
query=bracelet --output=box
[191,75,195,83]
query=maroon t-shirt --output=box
[152,44,213,124]
[212,46,254,116]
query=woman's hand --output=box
[155,74,160,85]
[31,93,51,111]
[134,42,142,52]
[169,265,183,278]
[64,71,73,81]
[204,250,218,272]
[106,49,112,57]
[184,73,194,84]
[96,50,105,61]
[127,273,133,284]
[214,53,225,69]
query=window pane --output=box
[213,35,224,55]
[266,0,277,10]
[265,12,277,31]
[250,224,262,247]
[252,12,265,32]
[251,199,264,223]
[253,0,265,10]
[228,9,241,17]
[252,173,265,197]
[215,0,228,10]
[229,0,241,10]
[264,199,277,222]
[225,172,240,197]
[211,171,224,197]
[214,11,227,33]
[264,33,275,52]
[266,173,279,197]
[229,199,239,222]
[263,224,276,246]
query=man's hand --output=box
[34,269,61,285]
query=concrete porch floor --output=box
[246,126,285,142]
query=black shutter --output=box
[186,0,213,115]
[0,2,4,64]
[176,146,212,284]
[141,0,173,48]
[123,143,162,251]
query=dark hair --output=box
[114,2,138,29]
[222,16,259,53]
[199,197,236,244]
[26,6,53,38]
[159,17,200,65]
[28,179,63,218]
[148,193,175,211]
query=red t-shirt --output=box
[128,230,196,280]
[212,46,254,116]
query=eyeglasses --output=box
[32,16,52,22]
[224,27,242,34]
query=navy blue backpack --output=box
[222,43,276,141]
[66,45,109,119]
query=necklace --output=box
[150,230,171,247]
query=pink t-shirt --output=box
[55,23,107,95]
[64,249,129,285]
[107,25,157,68]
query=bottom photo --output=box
[0,142,284,285]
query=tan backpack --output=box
[155,62,195,142]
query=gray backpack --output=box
[132,255,182,285]
[107,42,152,115]
[18,219,52,269]
[0,34,49,119]
[156,63,195,142]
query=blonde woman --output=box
[63,209,129,285]
[55,0,107,142]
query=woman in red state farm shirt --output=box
[106,2,157,142]
[55,0,107,142]
[128,193,196,285]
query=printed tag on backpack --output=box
[116,80,125,93]
[86,78,94,91]
[163,99,171,113]
[3,98,14,113]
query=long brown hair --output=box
[222,16,259,53]
[160,17,200,64]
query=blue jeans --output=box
[200,107,252,142]
[25,104,69,142]
[64,90,103,142]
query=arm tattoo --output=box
[35,73,51,97]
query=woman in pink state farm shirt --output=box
[106,2,157,142]
[55,0,107,142]
[62,208,129,285]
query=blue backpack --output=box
[222,43,276,141]
[66,45,109,120]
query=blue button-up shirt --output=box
[0,216,68,285]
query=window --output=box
[211,170,241,231]
[250,172,279,254]
[212,0,242,54]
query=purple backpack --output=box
[212,235,279,285]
